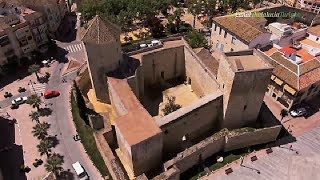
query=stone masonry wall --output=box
[224,125,282,151]
[223,69,273,129]
[85,41,122,103]
[141,46,185,86]
[184,42,221,97]
[156,92,223,158]
[162,126,281,177]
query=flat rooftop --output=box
[225,51,272,72]
[108,77,161,146]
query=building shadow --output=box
[56,14,77,43]
[0,46,68,90]
[0,117,27,180]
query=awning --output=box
[284,84,296,96]
[271,75,276,80]
[274,77,283,86]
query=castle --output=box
[76,15,282,179]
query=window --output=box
[220,44,224,51]
[161,71,164,79]
[231,37,236,44]
[231,48,234,51]
[215,43,219,48]
[224,31,227,38]
[27,36,32,41]
[317,37,319,41]
[244,105,247,110]
[214,24,217,31]
[219,27,222,35]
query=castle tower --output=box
[81,15,122,103]
[217,50,274,129]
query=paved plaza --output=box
[202,126,320,180]
[201,95,320,180]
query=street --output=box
[0,39,102,179]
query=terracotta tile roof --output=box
[307,25,320,37]
[300,67,320,90]
[213,16,267,44]
[299,58,320,75]
[300,38,320,49]
[195,48,219,76]
[280,47,296,56]
[108,77,161,146]
[270,52,298,73]
[297,48,315,63]
[81,15,121,44]
[267,59,298,89]
[267,50,320,90]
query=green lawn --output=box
[188,153,245,180]
[70,92,110,178]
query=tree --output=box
[32,122,50,140]
[186,0,203,27]
[29,111,40,124]
[45,153,64,176]
[168,8,185,33]
[27,94,42,111]
[203,0,217,27]
[185,30,208,48]
[162,96,182,116]
[37,138,53,157]
[28,64,41,80]
[280,109,288,120]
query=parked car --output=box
[290,107,307,117]
[44,90,60,99]
[72,162,89,180]
[11,96,28,105]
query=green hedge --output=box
[70,90,110,178]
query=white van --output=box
[151,40,162,46]
[72,162,89,180]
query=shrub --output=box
[18,87,26,93]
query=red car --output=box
[44,90,60,99]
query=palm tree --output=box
[27,94,42,111]
[37,138,53,157]
[32,122,50,140]
[29,111,40,124]
[45,153,64,176]
[28,64,41,80]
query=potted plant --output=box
[4,92,12,98]
[18,87,26,93]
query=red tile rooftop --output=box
[297,49,314,63]
[280,47,296,56]
[108,77,161,146]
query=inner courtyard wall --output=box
[156,92,223,158]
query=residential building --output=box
[296,0,320,14]
[8,0,68,37]
[262,25,320,109]
[210,5,320,109]
[211,5,320,53]
[211,16,271,52]
[0,2,48,73]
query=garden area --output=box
[71,86,110,178]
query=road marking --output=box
[29,83,46,96]
[66,43,83,53]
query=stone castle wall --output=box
[156,92,223,158]
[162,125,281,178]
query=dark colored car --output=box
[44,90,60,99]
